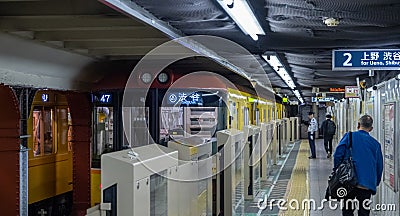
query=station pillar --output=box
[0,84,20,216]
[67,92,91,216]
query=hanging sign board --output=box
[311,97,335,102]
[333,49,400,70]
[329,87,345,92]
[344,86,360,98]
[383,103,397,191]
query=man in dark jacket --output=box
[333,115,383,216]
[320,114,336,158]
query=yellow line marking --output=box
[279,140,310,216]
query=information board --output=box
[333,49,400,70]
[311,97,335,102]
[344,86,360,98]
[384,103,397,191]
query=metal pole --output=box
[19,88,29,216]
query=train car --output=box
[89,68,284,207]
[28,90,73,215]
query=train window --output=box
[229,101,238,129]
[32,107,54,157]
[67,111,72,152]
[160,107,184,142]
[57,108,68,146]
[123,107,149,147]
[264,109,267,122]
[92,107,114,168]
[244,107,249,126]
[255,108,260,125]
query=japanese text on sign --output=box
[167,92,203,105]
[345,86,359,98]
[311,97,335,102]
[333,49,400,70]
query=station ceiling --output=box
[126,0,400,101]
[1,0,400,102]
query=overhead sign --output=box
[333,49,400,70]
[329,87,345,92]
[311,97,335,102]
[345,86,360,98]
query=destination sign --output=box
[311,97,335,102]
[333,49,400,70]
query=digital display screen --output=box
[92,93,113,104]
[41,94,49,102]
[166,92,203,106]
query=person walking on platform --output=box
[320,114,336,158]
[333,115,383,216]
[307,112,318,159]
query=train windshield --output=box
[32,107,54,156]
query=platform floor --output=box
[308,139,342,216]
[252,139,345,216]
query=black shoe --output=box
[327,153,331,158]
[308,156,316,159]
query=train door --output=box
[255,106,260,125]
[91,92,116,206]
[28,91,72,215]
[244,107,249,127]
[229,100,238,129]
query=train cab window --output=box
[123,107,150,147]
[92,107,114,168]
[32,107,54,157]
[160,107,184,142]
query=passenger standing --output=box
[320,114,336,158]
[307,112,318,159]
[333,115,383,216]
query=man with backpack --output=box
[321,114,336,158]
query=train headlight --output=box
[157,72,169,83]
[140,73,152,84]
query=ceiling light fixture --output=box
[323,17,339,27]
[262,54,304,103]
[262,55,296,89]
[217,0,265,41]
[293,89,304,104]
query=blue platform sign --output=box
[333,49,400,70]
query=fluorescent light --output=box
[293,89,304,104]
[217,0,265,41]
[262,55,296,89]
[262,54,304,103]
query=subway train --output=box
[87,68,299,215]
[27,91,73,215]
[20,66,297,215]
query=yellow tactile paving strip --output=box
[279,140,310,216]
